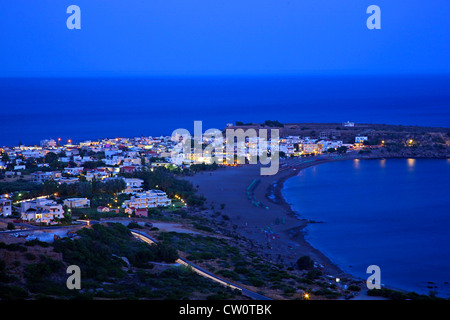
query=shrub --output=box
[348,285,361,292]
[25,239,50,247]
[216,270,241,281]
[0,284,29,300]
[127,222,142,229]
[247,277,265,287]
[306,269,322,280]
[234,267,250,275]
[296,255,314,270]
[25,252,36,261]
[192,223,213,233]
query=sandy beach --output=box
[184,156,355,280]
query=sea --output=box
[282,158,450,297]
[0,76,449,297]
[0,75,449,146]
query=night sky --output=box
[0,0,449,77]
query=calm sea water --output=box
[282,158,450,297]
[0,76,449,146]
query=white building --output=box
[22,150,45,159]
[40,139,57,148]
[123,190,171,209]
[20,199,64,224]
[355,136,368,144]
[319,140,343,152]
[150,190,172,207]
[123,178,144,193]
[123,158,142,167]
[64,167,84,175]
[0,198,12,217]
[343,121,355,127]
[30,171,62,183]
[63,198,90,209]
[55,177,79,185]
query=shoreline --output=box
[185,154,449,298]
[185,156,357,280]
[269,155,450,297]
[263,157,352,276]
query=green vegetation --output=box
[0,283,29,300]
[156,231,327,297]
[262,120,284,127]
[122,167,206,207]
[235,121,253,126]
[157,232,239,262]
[367,288,444,300]
[53,223,179,278]
[0,179,125,203]
[336,146,348,154]
[188,163,219,173]
[296,255,314,270]
[0,223,238,299]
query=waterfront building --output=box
[123,189,171,209]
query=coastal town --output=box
[1,121,449,224]
[0,121,449,301]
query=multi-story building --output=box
[63,198,91,209]
[123,190,171,209]
[149,190,172,207]
[30,171,62,183]
[0,198,12,217]
[40,139,57,148]
[20,199,64,224]
[123,178,144,194]
[301,142,323,154]
[355,136,368,144]
[64,167,84,175]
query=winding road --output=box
[131,230,272,300]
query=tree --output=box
[263,120,284,127]
[1,152,9,162]
[7,222,15,231]
[336,146,348,154]
[44,152,59,165]
[296,255,314,270]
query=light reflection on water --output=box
[282,158,450,297]
[407,158,416,169]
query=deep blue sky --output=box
[0,0,449,77]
